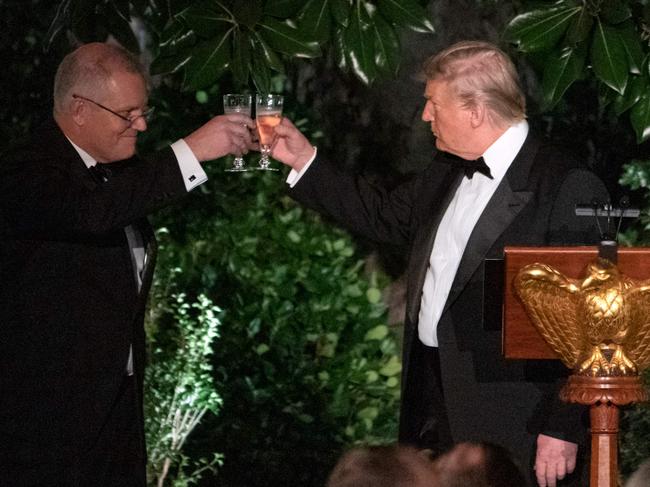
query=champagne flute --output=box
[223,94,252,172]
[255,94,283,171]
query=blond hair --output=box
[422,40,526,126]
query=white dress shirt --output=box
[418,120,529,346]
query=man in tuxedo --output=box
[269,41,608,486]
[0,42,254,485]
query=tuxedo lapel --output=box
[443,135,540,312]
[406,169,463,324]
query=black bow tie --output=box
[89,164,112,183]
[458,157,493,180]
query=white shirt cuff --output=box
[286,147,318,188]
[171,139,208,191]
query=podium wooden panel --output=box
[503,246,650,487]
[503,246,650,359]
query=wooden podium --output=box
[503,246,649,487]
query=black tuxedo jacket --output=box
[0,118,188,485]
[288,132,608,480]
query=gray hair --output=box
[53,42,147,115]
[422,40,526,126]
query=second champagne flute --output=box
[223,94,252,172]
[255,94,283,171]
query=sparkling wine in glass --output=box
[223,94,252,172]
[255,94,283,171]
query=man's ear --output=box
[71,98,87,126]
[469,103,485,129]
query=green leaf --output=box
[158,21,197,55]
[364,324,388,340]
[344,3,376,85]
[299,0,331,42]
[377,0,434,34]
[379,356,401,376]
[250,46,272,92]
[366,288,382,304]
[505,5,581,52]
[184,31,233,90]
[369,10,399,76]
[264,0,307,19]
[333,27,348,69]
[233,0,263,28]
[150,52,192,76]
[591,20,628,94]
[564,5,593,44]
[250,32,285,73]
[618,21,645,75]
[180,3,231,38]
[613,73,645,115]
[330,0,351,27]
[631,91,650,143]
[259,17,321,58]
[110,0,131,22]
[599,0,631,25]
[232,29,251,89]
[541,45,586,109]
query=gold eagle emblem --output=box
[514,258,650,376]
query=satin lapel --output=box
[444,180,532,312]
[405,170,464,323]
[138,218,158,299]
[442,135,541,313]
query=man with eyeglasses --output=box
[0,42,254,486]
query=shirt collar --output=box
[481,119,529,182]
[66,137,97,169]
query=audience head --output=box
[326,444,436,487]
[431,441,526,487]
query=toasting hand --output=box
[271,117,316,172]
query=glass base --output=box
[225,167,251,172]
[255,166,279,171]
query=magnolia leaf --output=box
[505,5,581,52]
[232,29,251,89]
[233,0,263,28]
[330,0,351,27]
[180,3,230,38]
[45,0,72,50]
[599,0,631,24]
[184,31,233,90]
[264,0,306,18]
[250,46,273,92]
[250,31,285,73]
[564,5,593,44]
[299,0,331,42]
[591,20,628,94]
[344,3,376,85]
[259,17,321,58]
[631,91,650,143]
[613,73,645,115]
[542,45,586,109]
[370,10,399,76]
[377,0,434,34]
[617,21,644,75]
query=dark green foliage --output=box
[149,153,401,487]
[504,0,650,143]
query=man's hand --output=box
[184,113,255,162]
[535,434,578,487]
[271,117,316,171]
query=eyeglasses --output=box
[72,94,154,125]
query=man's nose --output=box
[132,116,147,132]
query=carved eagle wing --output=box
[625,281,650,369]
[514,263,585,368]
